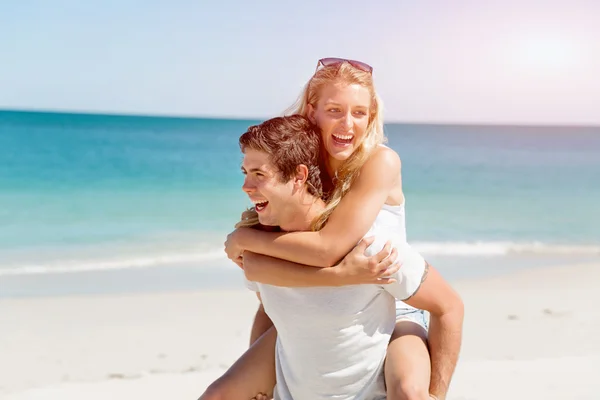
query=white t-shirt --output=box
[246,208,427,400]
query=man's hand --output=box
[332,236,400,285]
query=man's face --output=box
[241,148,297,227]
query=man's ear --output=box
[294,164,309,187]
[306,104,316,124]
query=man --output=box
[204,115,463,400]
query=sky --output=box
[0,1,598,125]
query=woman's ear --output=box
[307,104,316,124]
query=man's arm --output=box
[249,293,274,346]
[402,262,464,400]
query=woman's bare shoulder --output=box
[362,145,401,174]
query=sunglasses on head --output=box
[316,57,373,74]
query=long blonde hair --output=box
[287,61,386,230]
[235,208,259,229]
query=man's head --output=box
[239,115,323,228]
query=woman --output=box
[209,59,433,399]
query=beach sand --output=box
[2,261,599,400]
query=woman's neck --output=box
[325,157,342,178]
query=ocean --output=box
[1,110,599,297]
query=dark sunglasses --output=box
[316,57,373,74]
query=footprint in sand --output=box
[543,308,571,317]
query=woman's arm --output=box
[242,237,400,287]
[227,147,401,267]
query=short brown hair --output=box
[239,115,323,198]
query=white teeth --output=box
[333,134,353,140]
[254,200,268,212]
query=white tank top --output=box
[375,201,418,312]
[374,202,407,242]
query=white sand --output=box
[2,262,599,400]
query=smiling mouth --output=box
[332,133,353,145]
[254,200,269,212]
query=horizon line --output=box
[1,107,599,129]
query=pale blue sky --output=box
[1,1,598,124]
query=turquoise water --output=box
[1,110,599,283]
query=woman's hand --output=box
[332,236,400,285]
[224,228,249,264]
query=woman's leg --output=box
[385,309,432,400]
[199,327,277,400]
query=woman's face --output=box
[308,82,371,167]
